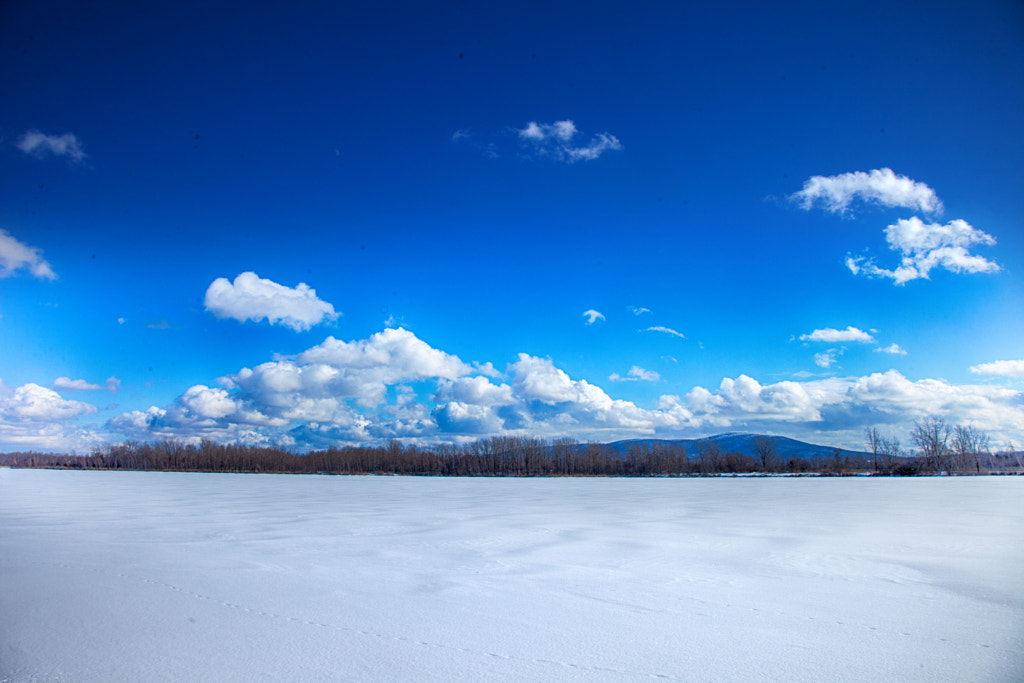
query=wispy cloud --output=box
[16,130,87,162]
[791,168,942,216]
[609,366,660,382]
[0,229,57,280]
[800,326,874,343]
[847,218,1000,285]
[205,272,339,332]
[629,306,651,316]
[813,349,841,368]
[517,120,622,163]
[52,376,121,393]
[643,326,686,340]
[53,377,104,392]
[970,360,1024,378]
[450,128,497,158]
[874,344,907,356]
[582,309,605,325]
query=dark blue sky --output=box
[1,0,1022,451]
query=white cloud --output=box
[791,168,942,215]
[874,344,907,356]
[609,366,660,382]
[434,376,515,406]
[204,271,339,332]
[53,377,103,392]
[432,401,505,435]
[666,369,1024,448]
[813,350,840,368]
[471,361,502,378]
[90,333,1022,451]
[51,376,120,393]
[582,309,605,325]
[106,328,482,447]
[800,326,874,343]
[0,229,57,280]
[1,383,97,421]
[16,130,87,162]
[848,218,1000,285]
[629,306,651,316]
[517,120,622,163]
[970,360,1024,378]
[511,354,586,405]
[0,382,105,450]
[507,354,656,434]
[643,326,686,340]
[179,385,238,420]
[295,328,472,387]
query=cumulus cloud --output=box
[874,344,907,356]
[434,376,515,406]
[94,331,1023,451]
[847,218,1000,285]
[970,360,1024,378]
[1,383,97,422]
[179,385,237,419]
[507,354,656,434]
[582,309,605,325]
[609,366,660,382]
[643,326,686,340]
[108,328,479,447]
[204,272,339,332]
[791,168,942,215]
[0,379,107,452]
[16,130,87,162]
[517,120,622,163]
[800,326,874,343]
[0,229,57,280]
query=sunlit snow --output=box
[2,469,1022,681]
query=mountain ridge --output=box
[605,433,870,461]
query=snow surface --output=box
[2,469,1022,682]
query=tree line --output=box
[0,436,849,476]
[1,420,1017,476]
[865,417,1021,475]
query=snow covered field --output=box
[2,469,1022,682]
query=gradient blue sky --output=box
[2,0,1022,453]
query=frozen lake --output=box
[2,469,1022,682]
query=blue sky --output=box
[1,0,1022,453]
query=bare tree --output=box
[951,425,990,474]
[879,434,903,473]
[696,439,722,474]
[865,427,882,473]
[753,435,779,472]
[912,417,951,473]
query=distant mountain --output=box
[605,433,869,461]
